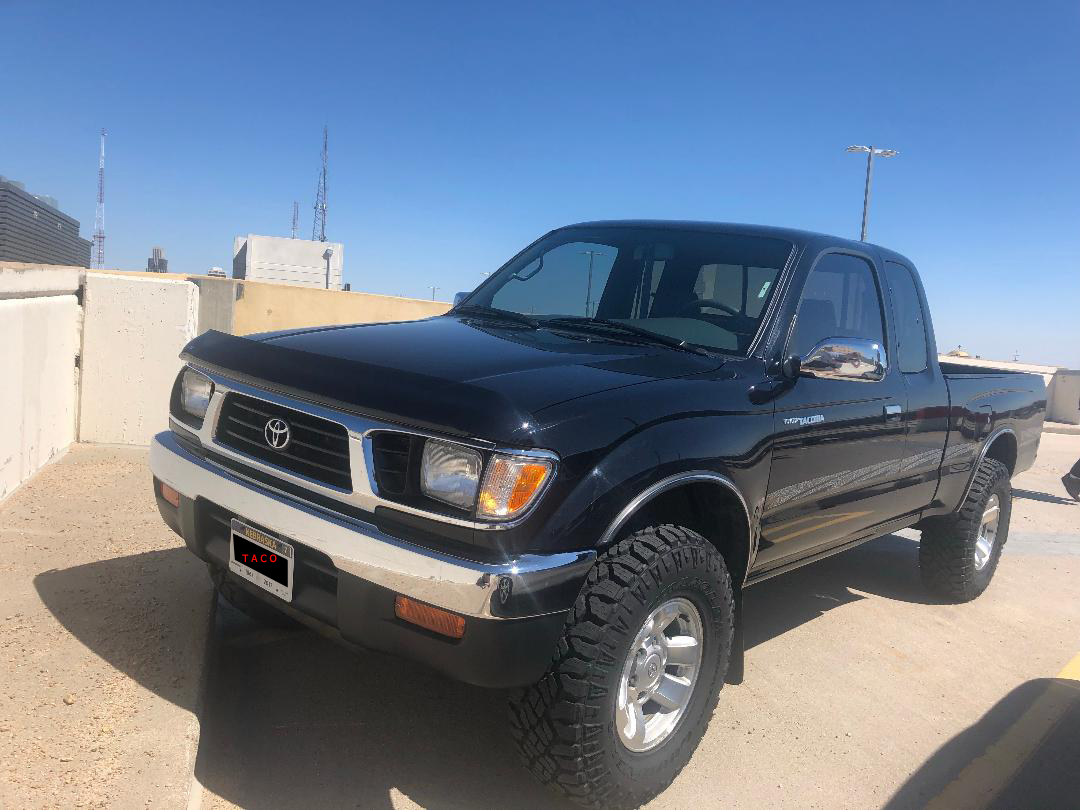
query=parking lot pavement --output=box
[2,434,1078,809]
[194,432,1080,810]
[0,445,213,809]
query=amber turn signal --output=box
[160,482,181,508]
[476,456,553,519]
[395,595,466,639]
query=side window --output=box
[790,253,885,358]
[885,261,929,373]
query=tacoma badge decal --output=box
[783,414,825,426]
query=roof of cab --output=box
[561,219,913,266]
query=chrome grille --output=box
[215,393,352,490]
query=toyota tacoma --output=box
[151,221,1046,808]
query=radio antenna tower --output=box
[291,200,299,238]
[312,126,328,242]
[92,129,106,268]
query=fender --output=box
[599,470,754,569]
[957,426,1016,508]
[528,408,772,559]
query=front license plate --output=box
[229,519,294,603]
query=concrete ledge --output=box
[0,262,82,299]
[1045,421,1080,436]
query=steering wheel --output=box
[678,298,741,317]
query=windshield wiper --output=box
[453,304,539,329]
[543,317,710,356]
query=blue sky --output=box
[3,1,1078,366]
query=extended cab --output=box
[151,222,1045,808]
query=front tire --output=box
[509,525,734,809]
[919,458,1012,602]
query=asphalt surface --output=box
[192,432,1080,810]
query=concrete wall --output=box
[233,234,344,290]
[232,281,449,335]
[3,263,446,501]
[0,264,81,500]
[189,276,236,335]
[78,273,199,445]
[86,269,450,336]
[1048,371,1080,425]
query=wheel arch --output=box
[984,429,1018,475]
[599,472,755,587]
[958,427,1017,510]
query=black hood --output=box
[181,315,723,445]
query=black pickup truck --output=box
[151,221,1045,808]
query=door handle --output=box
[884,404,902,422]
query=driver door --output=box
[756,250,908,571]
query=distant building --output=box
[0,176,92,266]
[147,246,168,273]
[207,266,226,278]
[232,234,344,290]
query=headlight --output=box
[476,454,553,520]
[421,440,482,510]
[179,368,214,421]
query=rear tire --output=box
[509,524,734,809]
[919,458,1012,602]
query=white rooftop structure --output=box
[232,234,344,290]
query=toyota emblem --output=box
[264,418,291,450]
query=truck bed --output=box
[928,364,1047,515]
[939,360,1048,378]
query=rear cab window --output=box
[884,261,929,373]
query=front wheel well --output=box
[616,481,752,586]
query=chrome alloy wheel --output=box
[616,597,704,753]
[974,493,1000,571]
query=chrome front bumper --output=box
[150,430,593,619]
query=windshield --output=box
[460,226,793,355]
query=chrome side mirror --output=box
[800,337,886,382]
[453,291,470,307]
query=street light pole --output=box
[322,247,334,289]
[846,145,898,241]
[860,148,874,242]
